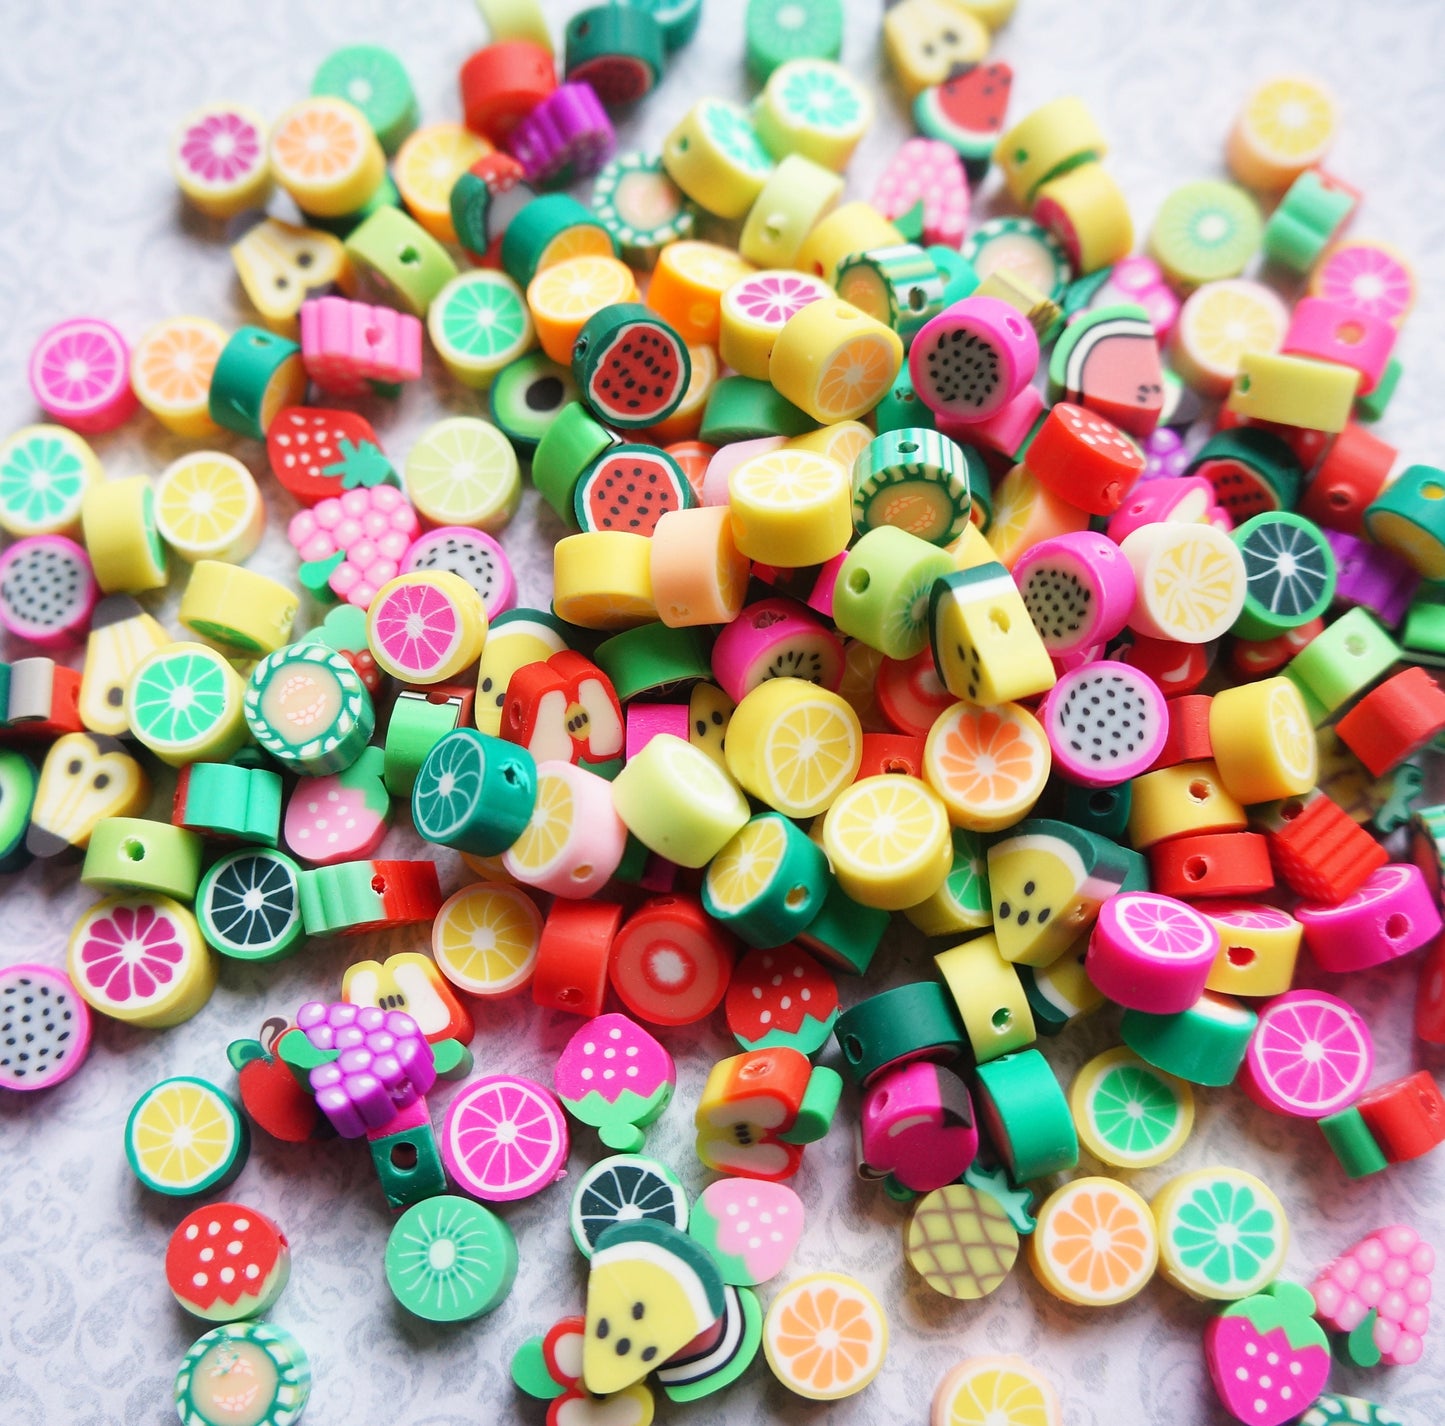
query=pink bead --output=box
[872,138,970,248]
[503,760,628,899]
[807,551,847,618]
[858,1060,978,1193]
[1297,863,1443,972]
[1086,891,1218,1012]
[1282,296,1397,396]
[1094,257,1179,339]
[28,317,137,433]
[1013,530,1137,656]
[624,703,689,761]
[910,296,1039,421]
[710,597,843,702]
[1240,990,1373,1118]
[1041,660,1168,787]
[1106,475,1214,542]
[940,383,1045,458]
[300,296,424,393]
[0,535,97,648]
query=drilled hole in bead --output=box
[399,246,420,265]
[741,1057,771,1079]
[1345,634,1367,656]
[842,1034,863,1063]
[764,215,786,241]
[1183,856,1209,882]
[674,136,689,154]
[1012,148,1028,165]
[250,333,269,347]
[1385,913,1410,940]
[390,1142,418,1170]
[1328,487,1352,509]
[991,1006,1012,1032]
[1227,944,1255,967]
[1188,779,1212,802]
[1236,374,1251,394]
[907,286,928,312]
[501,764,520,785]
[1279,799,1304,821]
[1423,482,1445,501]
[1089,791,1115,814]
[120,838,146,862]
[571,863,594,881]
[881,756,912,774]
[784,884,810,910]
[898,440,919,455]
[1336,321,1366,345]
[557,986,583,1006]
[371,874,387,893]
[846,567,871,595]
[872,1090,889,1111]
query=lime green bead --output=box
[973,1048,1079,1179]
[699,375,815,443]
[385,1194,516,1316]
[1403,597,1445,666]
[745,0,843,81]
[739,154,844,269]
[1262,170,1353,274]
[610,732,750,867]
[384,688,465,798]
[82,818,204,900]
[1355,356,1401,423]
[835,244,944,346]
[346,206,459,316]
[175,761,282,846]
[533,403,616,527]
[1285,606,1400,720]
[312,45,419,154]
[832,526,954,660]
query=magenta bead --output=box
[1106,474,1214,543]
[402,525,517,618]
[1297,863,1444,973]
[858,1060,978,1193]
[299,1000,435,1137]
[1239,989,1373,1118]
[1095,256,1179,339]
[28,317,137,434]
[941,383,1045,457]
[1040,659,1168,786]
[1325,530,1420,627]
[1013,530,1137,656]
[505,82,615,184]
[0,535,97,648]
[1086,891,1219,1012]
[807,550,847,618]
[624,703,689,761]
[1283,296,1397,396]
[440,1073,570,1202]
[910,296,1039,422]
[710,597,843,702]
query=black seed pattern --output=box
[1055,672,1152,766]
[1020,564,1093,645]
[583,453,684,534]
[0,973,77,1081]
[2,543,86,632]
[920,325,1001,411]
[592,324,682,419]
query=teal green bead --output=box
[1403,597,1445,667]
[928,244,979,307]
[833,525,955,660]
[1262,170,1353,274]
[312,46,418,154]
[835,244,944,346]
[1060,265,1115,317]
[973,1048,1079,1180]
[701,811,831,948]
[1121,994,1258,1087]
[533,402,616,527]
[851,427,978,545]
[207,327,304,440]
[1318,1106,1388,1179]
[565,6,666,98]
[383,687,466,798]
[1062,781,1132,841]
[175,761,282,846]
[630,0,704,49]
[371,1123,449,1213]
[872,365,938,435]
[1232,511,1337,640]
[797,876,888,974]
[745,0,843,82]
[1364,462,1445,582]
[1355,356,1401,423]
[1184,426,1303,515]
[81,818,204,900]
[698,375,816,443]
[490,351,580,455]
[595,623,711,701]
[411,727,537,855]
[502,194,616,288]
[833,981,967,1086]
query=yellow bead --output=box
[1126,761,1247,850]
[883,0,989,98]
[472,613,567,737]
[366,571,488,683]
[1030,1177,1158,1306]
[130,317,228,438]
[957,0,1017,25]
[1030,935,1104,1020]
[727,446,852,567]
[986,465,1090,569]
[724,677,862,819]
[786,420,873,469]
[973,269,1061,340]
[739,155,844,269]
[232,219,354,337]
[822,774,952,910]
[269,97,386,218]
[946,521,1001,571]
[1227,76,1336,193]
[769,299,903,424]
[935,931,1035,1062]
[1225,350,1358,432]
[794,203,905,284]
[930,564,1056,707]
[752,60,873,172]
[552,531,658,630]
[662,99,775,220]
[1070,1048,1194,1169]
[995,96,1107,205]
[1200,903,1302,998]
[154,452,264,565]
[688,681,735,773]
[178,561,299,657]
[475,0,553,51]
[171,104,273,219]
[1171,279,1290,398]
[1032,162,1133,274]
[611,733,750,868]
[1209,676,1318,804]
[1152,1167,1288,1301]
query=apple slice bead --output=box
[1152,1165,1289,1301]
[442,1073,570,1202]
[1204,1280,1331,1426]
[553,1012,676,1152]
[1086,891,1220,1014]
[0,963,92,1091]
[570,1154,689,1259]
[385,1194,518,1322]
[166,1203,290,1322]
[690,1177,803,1286]
[174,1321,310,1426]
[1239,990,1374,1118]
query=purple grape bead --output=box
[299,1001,436,1137]
[1142,427,1192,481]
[1326,530,1420,628]
[505,82,615,184]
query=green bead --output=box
[1285,606,1400,719]
[175,761,282,846]
[1121,994,1258,1086]
[963,1159,1037,1234]
[702,811,832,947]
[833,981,966,1085]
[345,205,458,316]
[1017,965,1070,1036]
[1365,462,1445,581]
[565,6,666,98]
[0,746,35,872]
[1184,426,1303,516]
[412,727,537,855]
[611,831,654,884]
[1355,356,1401,423]
[797,875,888,974]
[1061,781,1132,841]
[745,0,843,82]
[832,525,955,660]
[208,327,302,440]
[777,1064,843,1144]
[384,687,466,798]
[175,1321,310,1426]
[628,0,705,49]
[571,302,691,431]
[1231,511,1337,639]
[835,244,944,346]
[1318,1106,1388,1179]
[197,849,305,962]
[1402,598,1445,666]
[973,1049,1079,1180]
[490,350,580,455]
[591,153,696,267]
[82,818,203,900]
[1261,171,1353,274]
[595,623,711,700]
[659,1284,763,1403]
[872,365,938,436]
[928,244,979,307]
[698,374,816,443]
[244,643,375,776]
[501,194,616,289]
[533,402,616,527]
[126,1076,249,1197]
[512,1335,567,1400]
[300,171,402,239]
[369,1126,447,1213]
[1059,265,1114,317]
[852,427,978,545]
[312,45,418,154]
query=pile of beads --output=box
[2,0,1442,1423]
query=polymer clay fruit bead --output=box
[1311,1224,1434,1367]
[385,1195,517,1322]
[80,478,168,597]
[197,850,304,963]
[1239,990,1373,1118]
[823,774,952,910]
[570,1154,688,1263]
[1227,75,1336,192]
[1205,1280,1332,1426]
[174,1321,310,1426]
[166,1204,290,1322]
[1209,676,1318,804]
[1153,1166,1288,1301]
[270,96,385,217]
[910,296,1038,422]
[342,951,474,1052]
[860,1061,979,1190]
[0,424,100,538]
[0,536,96,648]
[1033,163,1135,275]
[365,571,487,684]
[1121,991,1258,1088]
[609,895,735,1026]
[1297,863,1442,972]
[1149,180,1262,289]
[1312,239,1415,326]
[833,526,955,659]
[872,138,970,248]
[502,760,628,897]
[724,944,838,1055]
[1012,530,1135,658]
[81,818,203,900]
[412,727,537,857]
[26,731,148,860]
[1173,279,1290,396]
[726,447,851,568]
[753,59,872,172]
[554,1013,675,1152]
[431,882,542,1000]
[155,452,263,566]
[1040,661,1168,789]
[0,963,91,1091]
[506,82,617,186]
[29,317,137,434]
[657,1282,763,1404]
[130,315,226,438]
[704,810,831,948]
[1086,892,1219,1014]
[172,103,272,218]
[1029,1177,1157,1307]
[611,733,750,868]
[932,1356,1061,1426]
[690,1177,803,1286]
[1070,1046,1194,1169]
[974,1048,1079,1180]
[313,43,418,153]
[1120,520,1247,643]
[244,642,374,776]
[763,1271,887,1400]
[907,1183,1017,1300]
[442,1073,569,1202]
[745,0,843,81]
[1197,901,1302,999]
[922,699,1050,833]
[1025,401,1146,513]
[126,1076,247,1195]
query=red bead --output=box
[1149,831,1274,898]
[1024,402,1146,515]
[1216,407,1331,473]
[609,894,736,1026]
[1230,619,1324,678]
[368,860,444,927]
[1415,935,1445,1045]
[1335,667,1445,777]
[856,732,926,780]
[533,899,624,1017]
[1260,790,1388,903]
[1148,694,1213,771]
[1122,635,1213,696]
[459,41,558,143]
[1296,422,1395,535]
[1,661,82,740]
[877,648,953,737]
[502,650,625,767]
[1356,1070,1445,1163]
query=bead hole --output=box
[571,863,594,881]
[1226,944,1255,966]
[988,606,1010,634]
[1236,374,1251,394]
[1089,791,1115,814]
[121,838,146,862]
[846,568,871,595]
[990,1006,1012,1032]
[399,246,420,265]
[1422,482,1445,501]
[1188,779,1212,802]
[1328,488,1352,509]
[784,884,810,910]
[371,874,387,893]
[390,1142,418,1170]
[1385,913,1410,940]
[842,1034,863,1063]
[1345,634,1367,656]
[1335,321,1366,345]
[898,441,919,455]
[1279,799,1304,821]
[1183,856,1209,881]
[907,286,928,312]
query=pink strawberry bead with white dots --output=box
[288,485,418,609]
[1311,1224,1434,1366]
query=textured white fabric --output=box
[1,0,1444,1422]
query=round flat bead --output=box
[611,733,749,868]
[994,96,1106,206]
[270,97,385,218]
[753,57,870,172]
[1149,831,1275,900]
[126,642,248,766]
[207,326,306,440]
[851,427,976,545]
[833,526,954,660]
[172,103,272,219]
[0,962,91,1091]
[739,154,843,269]
[313,45,418,153]
[1148,180,1262,289]
[922,699,1050,832]
[823,773,952,910]
[501,760,629,897]
[1297,863,1442,972]
[1120,520,1247,643]
[1040,660,1167,788]
[769,298,903,425]
[0,535,97,648]
[1030,1176,1157,1306]
[1364,463,1445,581]
[0,424,101,539]
[1227,75,1336,192]
[243,643,374,776]
[609,894,735,1025]
[552,530,657,629]
[386,1195,517,1320]
[564,5,665,104]
[1071,1046,1194,1170]
[432,882,543,998]
[662,98,775,220]
[28,317,137,435]
[1208,675,1318,804]
[441,1075,569,1202]
[130,316,227,438]
[178,561,297,657]
[591,152,694,266]
[175,1321,310,1426]
[1196,901,1301,999]
[197,850,305,962]
[1152,1166,1288,1301]
[81,476,167,594]
[413,728,537,856]
[345,206,458,317]
[1086,892,1219,1014]
[82,818,203,900]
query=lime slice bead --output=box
[197,849,304,962]
[126,642,248,766]
[404,416,521,530]
[1071,1047,1194,1169]
[426,272,534,388]
[746,0,844,83]
[385,1194,518,1321]
[312,44,418,153]
[0,424,100,537]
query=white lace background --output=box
[2,1,1444,1423]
